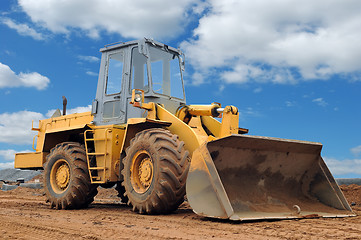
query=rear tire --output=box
[122,128,190,214]
[44,142,98,209]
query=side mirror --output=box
[91,100,98,115]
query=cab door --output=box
[95,49,128,125]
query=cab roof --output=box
[100,38,182,55]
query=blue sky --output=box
[0,0,360,178]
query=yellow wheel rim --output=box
[130,150,154,194]
[50,159,70,194]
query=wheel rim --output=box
[130,150,154,194]
[50,159,70,194]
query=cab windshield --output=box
[148,46,184,99]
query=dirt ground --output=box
[0,183,360,240]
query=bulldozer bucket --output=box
[186,135,355,221]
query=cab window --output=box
[106,51,124,95]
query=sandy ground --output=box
[0,183,360,240]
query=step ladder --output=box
[84,129,110,184]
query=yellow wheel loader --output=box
[15,39,355,220]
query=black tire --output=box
[44,142,98,209]
[121,128,190,214]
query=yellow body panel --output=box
[85,125,126,183]
[15,112,93,169]
[186,104,221,117]
[156,104,203,154]
[219,106,239,137]
[36,112,93,151]
[14,152,46,169]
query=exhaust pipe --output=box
[62,96,67,115]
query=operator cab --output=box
[92,39,186,125]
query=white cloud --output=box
[78,55,100,62]
[181,0,361,84]
[312,97,328,107]
[238,107,260,121]
[77,56,100,76]
[192,1,210,15]
[218,84,225,92]
[0,149,31,164]
[0,62,50,90]
[0,111,44,145]
[1,17,45,40]
[18,0,199,39]
[285,101,295,107]
[46,105,92,118]
[68,105,92,114]
[86,71,98,76]
[324,157,361,176]
[0,106,91,145]
[351,145,361,157]
[0,150,17,161]
[190,72,205,86]
[4,50,15,56]
[253,87,262,93]
[0,161,15,169]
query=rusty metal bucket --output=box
[186,135,355,221]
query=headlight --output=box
[134,93,141,102]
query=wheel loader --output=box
[15,39,355,221]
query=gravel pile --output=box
[0,168,41,182]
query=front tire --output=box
[44,142,98,209]
[122,128,190,214]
